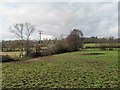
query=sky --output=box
[0,1,118,41]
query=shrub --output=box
[52,40,69,54]
[66,29,84,51]
[29,49,52,58]
[1,55,18,62]
[28,52,41,58]
[99,45,108,50]
[109,48,113,50]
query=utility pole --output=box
[38,30,43,44]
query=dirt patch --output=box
[81,53,105,56]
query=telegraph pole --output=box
[38,30,43,44]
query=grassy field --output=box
[1,51,25,57]
[2,49,118,88]
[84,43,99,47]
[84,43,120,48]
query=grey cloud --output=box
[0,2,118,40]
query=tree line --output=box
[0,22,119,57]
[1,36,119,51]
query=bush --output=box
[29,49,52,58]
[99,44,117,50]
[28,52,41,57]
[66,29,84,52]
[47,44,56,55]
[52,40,69,54]
[109,48,113,50]
[1,55,18,62]
[29,39,70,58]
[100,45,108,50]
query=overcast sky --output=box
[0,1,118,40]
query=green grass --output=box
[2,49,118,88]
[84,43,98,47]
[1,51,21,56]
[84,43,120,48]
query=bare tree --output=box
[9,23,36,57]
[9,24,24,57]
[24,23,36,56]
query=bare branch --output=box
[24,23,35,39]
[9,26,21,38]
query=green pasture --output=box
[84,43,120,46]
[1,52,21,57]
[84,43,99,47]
[2,49,119,88]
[84,43,120,49]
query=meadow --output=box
[2,49,119,88]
